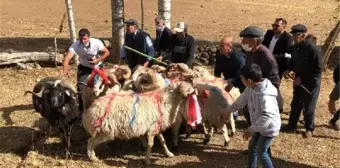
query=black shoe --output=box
[281,125,296,133]
[329,120,340,131]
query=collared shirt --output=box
[68,38,105,68]
[120,30,154,61]
[268,36,279,53]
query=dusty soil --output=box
[0,0,340,168]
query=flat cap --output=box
[290,24,307,35]
[239,26,264,38]
[124,19,138,26]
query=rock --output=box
[34,62,42,69]
[200,52,209,59]
[16,63,33,70]
[210,46,217,53]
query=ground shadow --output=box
[0,104,33,125]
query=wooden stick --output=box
[287,74,312,95]
[124,46,168,66]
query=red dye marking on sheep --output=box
[87,68,109,88]
[91,89,165,134]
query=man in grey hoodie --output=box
[222,63,281,168]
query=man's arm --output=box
[186,37,196,66]
[311,46,323,78]
[62,44,76,75]
[144,36,155,66]
[329,82,340,114]
[88,39,110,64]
[214,51,222,77]
[227,53,246,88]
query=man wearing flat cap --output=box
[239,26,282,124]
[164,22,196,67]
[282,24,322,138]
[120,19,155,70]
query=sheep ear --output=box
[65,90,71,97]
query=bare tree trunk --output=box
[322,21,340,71]
[111,0,125,63]
[158,0,171,28]
[65,0,79,65]
[0,52,64,66]
[141,0,144,30]
[65,0,76,43]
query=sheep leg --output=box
[185,125,192,139]
[222,124,230,147]
[87,133,107,161]
[145,134,155,166]
[229,112,236,137]
[171,122,181,151]
[156,134,174,157]
[203,125,213,145]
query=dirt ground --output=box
[0,0,340,168]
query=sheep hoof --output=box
[230,132,235,137]
[167,152,174,158]
[224,141,229,147]
[185,133,191,139]
[88,154,99,161]
[203,138,210,145]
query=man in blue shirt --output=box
[120,19,155,70]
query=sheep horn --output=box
[137,71,158,92]
[53,80,62,87]
[107,73,119,87]
[118,65,132,79]
[24,85,45,98]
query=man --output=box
[328,81,340,131]
[282,24,323,138]
[262,18,293,79]
[153,15,172,62]
[214,36,246,92]
[62,28,110,112]
[214,36,246,120]
[120,19,155,70]
[239,26,283,119]
[165,22,196,67]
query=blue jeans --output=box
[248,132,274,168]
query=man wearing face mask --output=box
[282,24,322,138]
[120,19,155,70]
[62,28,110,113]
[166,22,196,67]
[153,15,173,62]
[239,26,281,124]
[262,18,293,80]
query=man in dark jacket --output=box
[239,26,283,113]
[154,15,172,62]
[282,24,323,138]
[214,36,246,92]
[263,18,293,79]
[120,19,155,70]
[165,22,196,67]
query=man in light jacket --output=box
[222,63,281,168]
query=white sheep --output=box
[82,74,195,166]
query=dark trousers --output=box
[287,79,321,131]
[77,65,95,113]
[331,109,340,123]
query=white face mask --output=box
[241,43,252,52]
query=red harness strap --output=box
[87,68,110,88]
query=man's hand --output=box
[328,100,336,115]
[293,77,301,86]
[88,57,100,65]
[225,82,234,92]
[61,68,70,77]
[243,129,252,140]
[284,71,295,79]
[143,61,150,67]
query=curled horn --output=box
[24,85,46,98]
[136,71,158,92]
[107,73,120,88]
[53,80,62,87]
[118,65,132,79]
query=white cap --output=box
[173,22,185,32]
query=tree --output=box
[111,0,125,63]
[158,0,171,28]
[65,0,76,43]
[141,0,144,30]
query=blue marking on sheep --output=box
[129,95,140,127]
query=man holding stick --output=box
[282,24,323,138]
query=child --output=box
[223,63,281,168]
